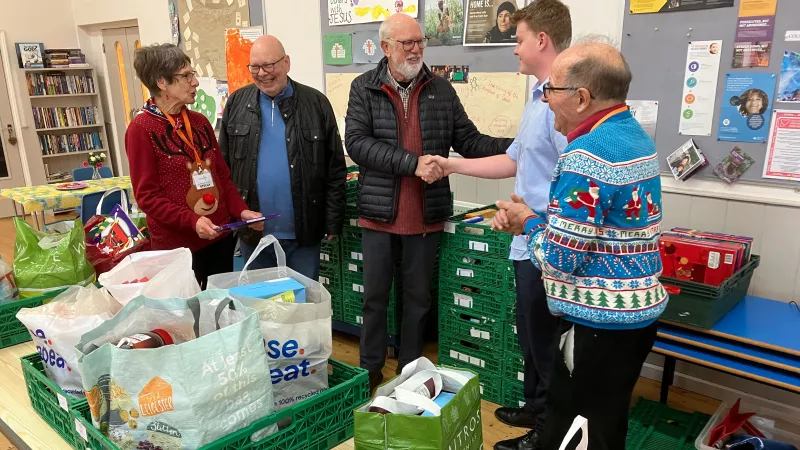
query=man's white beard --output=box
[396,60,422,80]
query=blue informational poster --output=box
[717,72,776,143]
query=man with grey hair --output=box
[493,42,666,450]
[345,13,513,390]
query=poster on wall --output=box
[627,100,659,140]
[188,77,219,128]
[777,51,800,103]
[463,0,525,46]
[225,26,263,95]
[763,110,800,181]
[328,0,418,26]
[717,73,776,143]
[678,40,722,136]
[731,0,776,68]
[352,30,382,64]
[425,0,465,46]
[324,33,353,66]
[629,0,733,14]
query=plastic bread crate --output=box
[438,305,505,350]
[319,237,341,266]
[504,351,525,384]
[438,336,503,376]
[437,355,502,405]
[504,323,521,354]
[442,205,513,259]
[502,380,525,409]
[342,225,362,243]
[438,278,516,323]
[319,263,342,292]
[21,353,92,449]
[440,250,514,291]
[342,239,364,263]
[332,292,345,322]
[342,292,401,335]
[0,288,67,349]
[71,359,369,450]
[659,255,760,329]
[626,398,710,450]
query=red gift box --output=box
[659,234,743,286]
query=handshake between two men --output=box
[412,154,538,238]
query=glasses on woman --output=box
[388,38,429,51]
[247,56,286,74]
[173,71,198,83]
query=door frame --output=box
[0,30,32,187]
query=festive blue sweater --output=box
[524,106,669,330]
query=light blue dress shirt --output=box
[506,79,568,261]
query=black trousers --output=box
[191,233,236,289]
[540,320,658,450]
[360,228,441,374]
[514,259,560,434]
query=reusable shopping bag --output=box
[0,255,18,301]
[84,189,150,275]
[354,357,483,450]
[98,248,200,305]
[76,290,275,449]
[16,284,121,397]
[556,416,589,450]
[207,235,332,411]
[13,217,95,298]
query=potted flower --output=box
[83,152,106,180]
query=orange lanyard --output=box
[159,106,203,165]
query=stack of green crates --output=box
[437,205,519,405]
[320,236,343,321]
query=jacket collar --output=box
[143,97,187,129]
[245,77,300,114]
[367,57,433,90]
[566,104,630,143]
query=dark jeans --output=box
[541,320,658,450]
[514,259,560,434]
[360,229,441,374]
[238,238,321,281]
[192,233,236,289]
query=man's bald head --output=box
[249,35,290,97]
[554,42,632,103]
[379,13,423,41]
[250,35,286,63]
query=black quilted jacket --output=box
[345,58,514,224]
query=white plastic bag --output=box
[16,284,121,397]
[0,256,18,300]
[559,416,589,450]
[207,235,332,410]
[98,248,200,305]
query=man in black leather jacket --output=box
[345,13,513,390]
[220,35,346,280]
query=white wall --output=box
[1,0,80,185]
[70,0,172,45]
[264,0,324,93]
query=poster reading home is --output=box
[463,0,525,46]
[328,0,418,26]
[630,0,733,14]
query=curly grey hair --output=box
[133,43,191,97]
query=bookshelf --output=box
[24,66,110,181]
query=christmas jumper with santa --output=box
[125,99,248,252]
[523,105,668,330]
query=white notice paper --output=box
[786,30,800,42]
[194,47,200,60]
[627,100,659,141]
[192,32,200,43]
[236,11,242,26]
[238,0,246,7]
[763,110,800,181]
[186,0,193,12]
[185,40,192,51]
[184,27,192,41]
[678,40,722,136]
[183,12,191,24]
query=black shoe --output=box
[494,430,541,450]
[494,407,537,428]
[369,371,384,393]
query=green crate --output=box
[440,250,514,291]
[442,205,513,259]
[319,263,342,292]
[342,239,363,262]
[341,291,400,335]
[71,359,369,450]
[505,352,524,384]
[659,255,760,329]
[320,238,341,266]
[342,225,362,243]
[332,294,344,322]
[438,306,505,350]
[438,278,516,322]
[1,289,67,349]
[502,380,525,409]
[438,336,503,375]
[21,353,92,448]
[626,398,710,450]
[504,323,521,354]
[437,355,502,405]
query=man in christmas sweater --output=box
[495,42,668,450]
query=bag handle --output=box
[238,235,288,285]
[95,187,130,215]
[558,416,588,450]
[187,297,236,337]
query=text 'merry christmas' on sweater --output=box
[523,105,669,330]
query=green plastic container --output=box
[319,262,342,292]
[71,359,369,450]
[438,278,516,323]
[438,336,503,375]
[626,398,710,450]
[342,291,401,335]
[320,237,341,266]
[442,205,513,259]
[659,255,760,329]
[440,250,514,291]
[332,291,345,322]
[21,353,92,449]
[1,289,67,349]
[502,380,524,409]
[504,352,524,385]
[437,355,502,405]
[342,239,364,262]
[438,305,505,350]
[341,225,362,243]
[504,323,520,354]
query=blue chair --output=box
[80,188,126,224]
[73,166,113,217]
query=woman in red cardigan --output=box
[126,43,262,287]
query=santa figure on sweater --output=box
[646,192,660,220]
[624,186,642,220]
[566,181,601,223]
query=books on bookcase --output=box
[39,131,103,156]
[44,48,87,68]
[32,106,98,129]
[26,72,95,96]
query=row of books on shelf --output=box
[45,48,88,68]
[26,72,95,96]
[39,131,103,156]
[32,106,98,130]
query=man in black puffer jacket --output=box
[345,13,513,390]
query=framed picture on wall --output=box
[15,42,45,68]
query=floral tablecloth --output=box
[0,176,133,213]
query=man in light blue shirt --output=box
[432,1,571,448]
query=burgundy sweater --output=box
[125,106,247,252]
